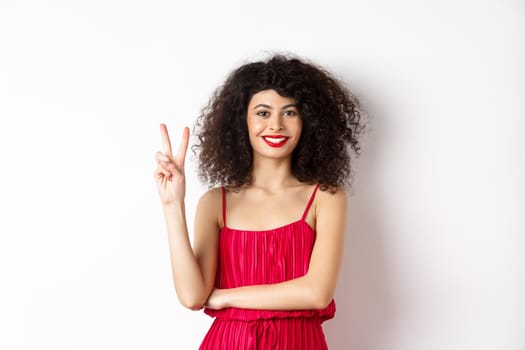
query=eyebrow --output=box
[253,103,298,110]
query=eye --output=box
[256,110,270,117]
[284,110,298,117]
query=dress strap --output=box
[221,186,227,227]
[301,183,320,221]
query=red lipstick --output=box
[262,135,289,148]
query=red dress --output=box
[200,184,336,349]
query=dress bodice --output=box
[203,184,336,322]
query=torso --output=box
[219,183,319,232]
[200,182,334,350]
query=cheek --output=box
[290,119,303,136]
[248,119,265,135]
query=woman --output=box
[154,54,365,349]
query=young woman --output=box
[154,54,365,349]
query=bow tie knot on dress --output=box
[248,319,278,349]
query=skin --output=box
[247,89,302,166]
[154,89,347,311]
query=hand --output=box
[205,288,228,310]
[154,123,189,205]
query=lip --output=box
[262,135,290,148]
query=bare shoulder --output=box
[305,186,347,231]
[316,186,348,211]
[198,186,222,204]
[195,187,223,228]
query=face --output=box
[246,89,302,161]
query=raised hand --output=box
[154,123,190,205]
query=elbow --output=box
[181,300,204,311]
[312,295,332,310]
[177,291,206,311]
[304,275,333,309]
[310,288,333,310]
[180,297,204,310]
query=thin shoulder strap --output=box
[221,186,227,227]
[301,183,320,221]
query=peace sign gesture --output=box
[154,123,190,205]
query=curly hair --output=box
[192,53,366,193]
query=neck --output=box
[250,155,298,191]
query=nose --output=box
[268,115,284,131]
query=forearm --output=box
[216,275,332,311]
[162,202,207,310]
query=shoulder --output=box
[316,186,347,207]
[305,185,347,228]
[198,186,223,203]
[314,185,347,218]
[195,187,224,226]
[314,186,348,235]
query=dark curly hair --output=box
[192,53,366,193]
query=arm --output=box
[206,187,347,310]
[155,124,219,310]
[162,191,219,310]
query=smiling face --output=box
[246,89,303,161]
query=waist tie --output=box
[247,319,278,349]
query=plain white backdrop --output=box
[0,0,523,349]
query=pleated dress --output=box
[200,184,336,349]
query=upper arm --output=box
[193,188,221,298]
[306,187,348,306]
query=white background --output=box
[1,0,523,349]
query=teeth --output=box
[264,137,287,143]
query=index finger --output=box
[160,123,173,157]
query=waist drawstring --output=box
[248,319,278,349]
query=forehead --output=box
[248,89,296,107]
